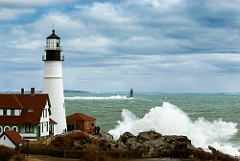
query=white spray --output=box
[108,102,239,156]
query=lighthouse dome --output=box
[47,30,60,39]
[44,29,63,61]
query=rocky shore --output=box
[115,131,195,158]
[96,130,237,160]
[31,130,237,161]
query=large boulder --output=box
[117,131,196,158]
[164,135,194,149]
[137,131,162,141]
[118,132,135,144]
[117,132,141,150]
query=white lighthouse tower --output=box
[42,29,67,135]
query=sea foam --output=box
[108,102,239,156]
[65,95,130,100]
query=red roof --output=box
[0,93,50,124]
[0,95,24,109]
[49,118,57,124]
[67,113,96,121]
[4,130,22,145]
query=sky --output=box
[1,0,240,93]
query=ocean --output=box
[64,91,240,156]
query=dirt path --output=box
[25,154,79,161]
[24,154,182,161]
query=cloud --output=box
[0,0,76,7]
[0,8,35,21]
[0,0,76,21]
[1,0,240,92]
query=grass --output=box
[166,148,239,161]
[12,152,26,161]
[0,145,15,161]
[80,144,125,161]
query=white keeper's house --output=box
[0,88,55,140]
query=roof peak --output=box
[47,29,60,39]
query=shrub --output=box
[81,144,126,161]
[0,145,15,161]
[210,150,238,161]
[13,153,26,161]
[49,132,93,149]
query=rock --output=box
[126,138,142,150]
[98,131,114,141]
[73,140,84,148]
[116,131,196,158]
[118,132,135,144]
[116,141,127,150]
[164,135,192,149]
[208,145,217,153]
[137,131,162,141]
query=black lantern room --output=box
[43,30,64,61]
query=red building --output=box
[66,113,96,134]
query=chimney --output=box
[31,88,35,95]
[21,88,24,94]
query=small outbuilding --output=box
[0,130,23,148]
[66,113,96,134]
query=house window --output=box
[27,108,34,112]
[25,124,34,133]
[42,109,48,118]
[12,126,17,131]
[3,109,7,116]
[86,122,89,129]
[4,126,10,131]
[11,109,14,116]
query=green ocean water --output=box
[64,92,240,156]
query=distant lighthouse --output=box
[42,29,67,134]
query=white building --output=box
[42,30,67,134]
[0,88,53,140]
[0,130,23,148]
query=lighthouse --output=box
[42,30,67,135]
